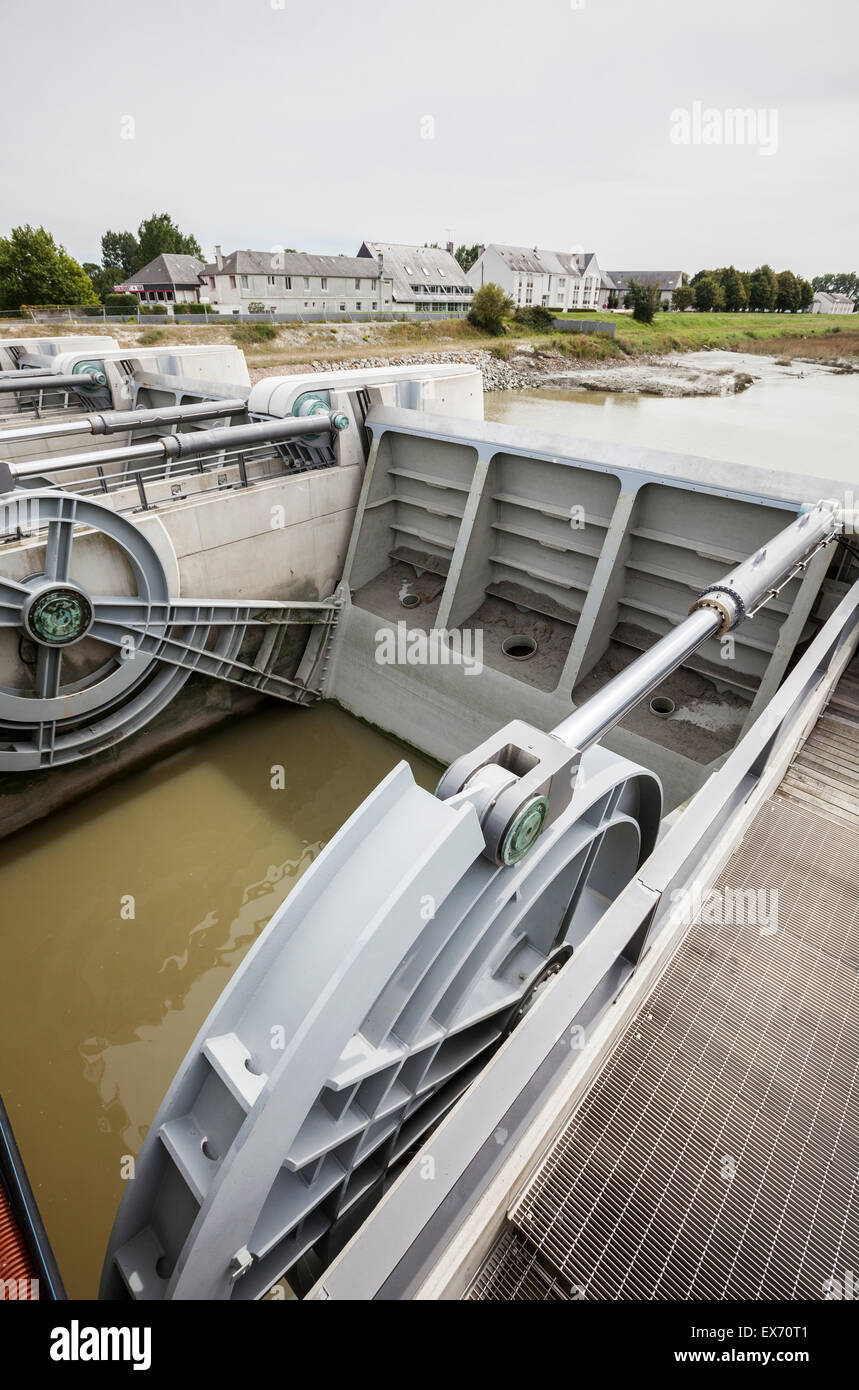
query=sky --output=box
[1,0,856,279]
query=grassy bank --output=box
[6,311,855,373]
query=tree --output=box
[135,212,203,268]
[796,278,814,312]
[672,284,696,311]
[626,279,662,323]
[748,264,778,312]
[0,224,98,310]
[693,275,724,312]
[721,265,748,312]
[100,230,139,277]
[467,282,514,335]
[775,270,800,313]
[455,244,481,273]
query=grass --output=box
[229,322,278,346]
[8,311,855,374]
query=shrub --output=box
[138,328,166,345]
[467,282,514,335]
[104,293,138,311]
[626,280,662,324]
[512,305,555,331]
[174,302,209,315]
[139,303,168,315]
[230,322,278,345]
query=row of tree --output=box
[672,266,814,313]
[0,215,203,311]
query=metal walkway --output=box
[469,661,859,1301]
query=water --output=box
[485,361,859,486]
[0,703,439,1297]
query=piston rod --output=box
[438,498,842,865]
[552,498,842,754]
[0,398,248,445]
[0,372,101,395]
[0,412,350,489]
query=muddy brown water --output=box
[485,363,859,484]
[0,703,439,1297]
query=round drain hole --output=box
[400,593,420,609]
[649,695,675,718]
[502,635,537,661]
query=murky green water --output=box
[486,365,859,485]
[0,703,438,1297]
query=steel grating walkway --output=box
[469,664,859,1301]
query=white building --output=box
[465,245,613,311]
[811,291,855,315]
[199,247,392,315]
[357,242,473,313]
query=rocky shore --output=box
[248,345,821,397]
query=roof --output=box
[122,253,206,287]
[813,290,854,305]
[607,270,684,291]
[200,250,383,280]
[358,242,471,301]
[484,245,583,277]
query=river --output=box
[0,703,439,1296]
[486,355,859,486]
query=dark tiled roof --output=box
[122,253,206,287]
[200,250,381,279]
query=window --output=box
[559,277,566,288]
[356,301,362,310]
[355,279,361,289]
[229,275,236,289]
[208,276,215,289]
[372,301,377,310]
[284,277,292,290]
[304,277,310,289]
[240,275,248,288]
[320,278,327,289]
[339,303,346,311]
[267,275,276,286]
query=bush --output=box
[467,282,515,335]
[230,322,278,345]
[139,303,168,315]
[173,302,209,315]
[138,328,166,345]
[104,293,138,311]
[512,305,555,331]
[626,280,662,324]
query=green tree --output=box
[720,266,748,312]
[0,224,98,310]
[693,275,724,312]
[100,229,139,277]
[796,278,814,312]
[467,282,514,335]
[626,279,662,323]
[748,264,778,311]
[135,212,203,268]
[455,244,481,273]
[775,270,800,313]
[671,284,696,311]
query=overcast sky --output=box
[2,0,856,277]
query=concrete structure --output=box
[199,248,392,316]
[811,290,855,315]
[466,245,613,311]
[607,270,685,307]
[116,254,206,306]
[358,242,473,313]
